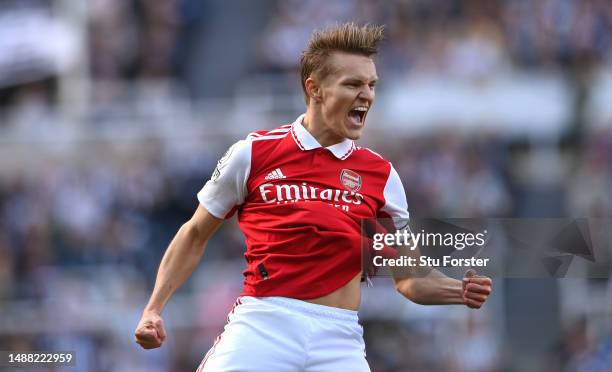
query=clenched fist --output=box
[462,269,492,309]
[135,311,167,349]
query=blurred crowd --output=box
[257,0,612,78]
[3,0,612,112]
[1,0,612,371]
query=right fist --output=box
[134,311,167,349]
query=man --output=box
[134,23,492,371]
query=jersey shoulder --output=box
[353,146,391,166]
[244,123,294,171]
[246,123,293,141]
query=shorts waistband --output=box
[240,296,359,322]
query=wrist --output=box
[144,305,163,315]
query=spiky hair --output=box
[300,22,384,104]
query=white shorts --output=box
[197,296,369,372]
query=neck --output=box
[303,108,344,147]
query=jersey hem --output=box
[239,268,361,301]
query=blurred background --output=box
[0,0,611,371]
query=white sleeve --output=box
[379,164,410,230]
[197,140,252,219]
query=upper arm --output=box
[188,204,225,245]
[197,139,252,219]
[378,164,410,230]
[377,164,421,281]
[389,244,432,284]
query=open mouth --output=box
[348,106,368,126]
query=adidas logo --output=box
[265,168,287,180]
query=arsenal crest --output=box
[340,169,362,192]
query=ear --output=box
[305,77,322,103]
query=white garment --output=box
[197,296,370,372]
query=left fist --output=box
[462,269,492,309]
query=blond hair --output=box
[300,22,384,104]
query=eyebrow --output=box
[342,77,378,84]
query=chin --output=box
[345,130,363,140]
[346,122,366,140]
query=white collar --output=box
[290,114,355,160]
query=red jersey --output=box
[198,114,409,299]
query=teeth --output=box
[352,106,368,112]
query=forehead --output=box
[325,51,377,81]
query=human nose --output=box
[359,85,375,101]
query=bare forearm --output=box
[395,270,464,305]
[145,223,207,314]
